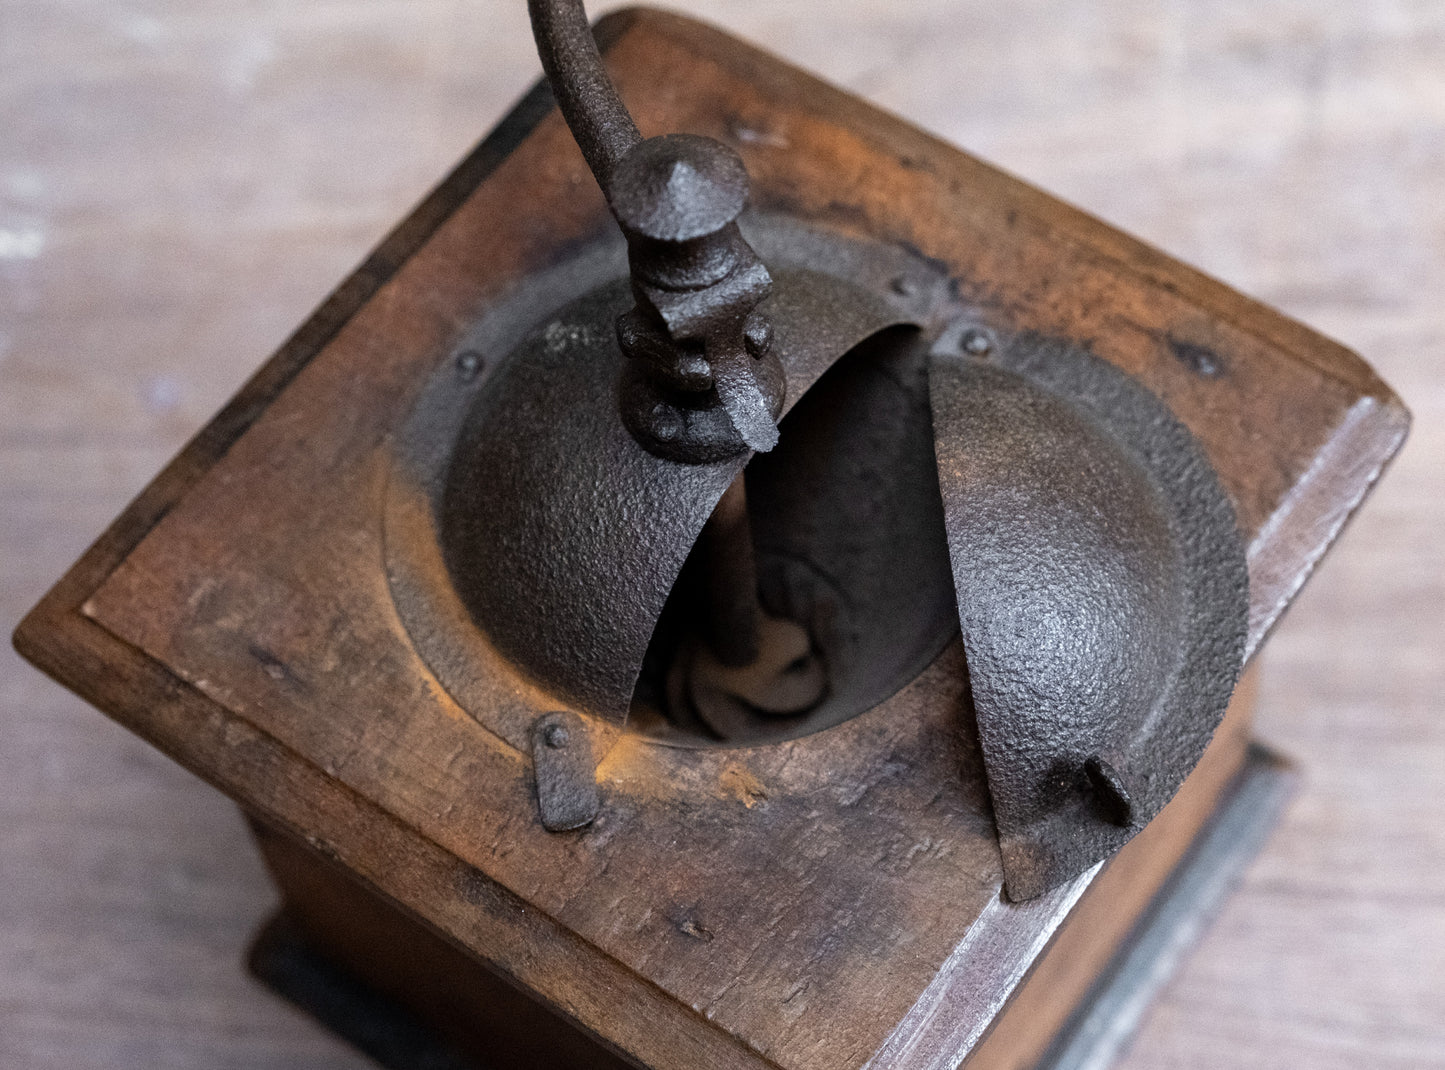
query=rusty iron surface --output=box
[530,711,601,831]
[398,205,1249,895]
[395,2,1254,896]
[438,265,920,723]
[929,337,1249,899]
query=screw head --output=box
[543,722,570,748]
[961,328,993,357]
[456,350,484,379]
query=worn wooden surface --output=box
[2,1,1442,1068]
[11,11,1332,1067]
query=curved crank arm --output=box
[526,0,640,192]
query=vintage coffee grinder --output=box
[15,3,1409,1068]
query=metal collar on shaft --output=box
[526,0,784,461]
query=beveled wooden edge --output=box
[12,12,775,1070]
[861,663,1256,1070]
[15,597,767,1069]
[13,15,611,621]
[1032,745,1296,1070]
[10,9,1411,1070]
[1244,394,1409,657]
[632,10,1406,406]
[862,875,1098,1070]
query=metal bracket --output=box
[530,711,601,832]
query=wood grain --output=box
[13,8,1399,1068]
[2,2,1441,1069]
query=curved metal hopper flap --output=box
[443,270,906,722]
[928,336,1249,901]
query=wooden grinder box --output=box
[14,9,1408,1070]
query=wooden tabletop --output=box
[2,2,1441,1068]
